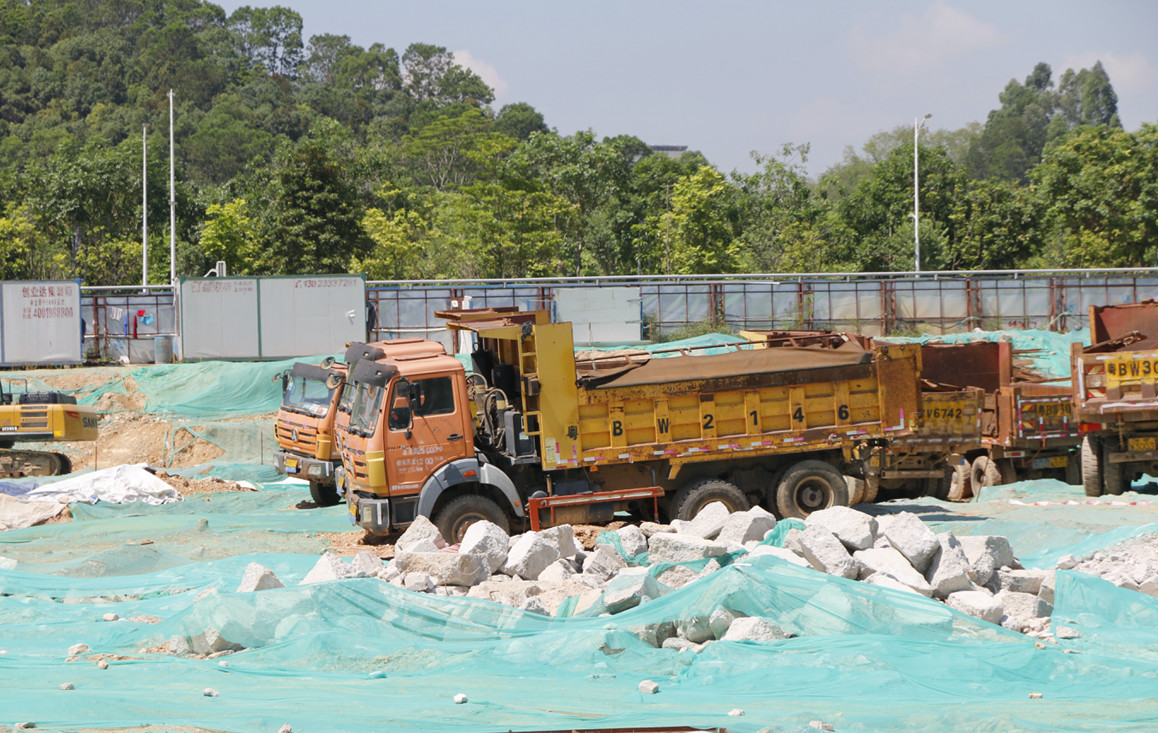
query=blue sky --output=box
[216,0,1158,177]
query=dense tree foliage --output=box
[0,0,1151,286]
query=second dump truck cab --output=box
[338,308,922,541]
[273,341,397,506]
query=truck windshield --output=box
[283,376,335,418]
[349,382,384,436]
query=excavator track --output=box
[0,449,72,479]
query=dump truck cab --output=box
[338,344,520,539]
[272,360,346,504]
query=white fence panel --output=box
[1,280,82,365]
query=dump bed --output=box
[1072,300,1158,423]
[445,312,922,475]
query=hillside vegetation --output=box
[1,0,1155,285]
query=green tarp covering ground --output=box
[7,329,1158,731]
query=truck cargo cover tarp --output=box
[578,342,870,389]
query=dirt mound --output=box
[153,470,254,496]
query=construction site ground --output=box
[3,333,1158,732]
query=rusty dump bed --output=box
[1073,300,1158,421]
[577,341,871,390]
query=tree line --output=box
[1,0,1155,286]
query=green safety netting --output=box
[883,328,1089,379]
[2,481,1158,731]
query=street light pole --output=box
[914,114,931,275]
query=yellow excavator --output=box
[0,378,98,478]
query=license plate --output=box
[1106,354,1158,387]
[285,458,299,474]
[1129,437,1157,452]
[1049,456,1068,468]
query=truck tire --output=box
[670,478,749,522]
[846,476,866,505]
[1101,439,1127,496]
[309,480,341,507]
[946,460,972,501]
[775,460,848,519]
[1081,436,1103,497]
[926,461,958,501]
[861,475,880,504]
[970,455,1015,491]
[434,494,511,544]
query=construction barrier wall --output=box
[5,271,1158,365]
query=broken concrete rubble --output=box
[502,532,561,580]
[394,515,446,554]
[647,533,728,564]
[717,506,777,546]
[876,512,940,572]
[237,562,284,592]
[854,546,935,597]
[923,533,974,600]
[805,505,876,551]
[798,526,858,579]
[459,520,509,574]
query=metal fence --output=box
[66,269,1158,363]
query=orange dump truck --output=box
[1072,299,1158,496]
[336,308,921,541]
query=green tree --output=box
[400,107,514,190]
[1032,123,1158,267]
[259,121,372,274]
[199,198,259,275]
[644,165,740,274]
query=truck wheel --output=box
[434,494,511,544]
[1101,439,1127,496]
[970,455,1014,491]
[846,476,866,505]
[309,480,342,507]
[945,460,972,501]
[670,478,749,522]
[926,461,957,501]
[775,460,848,519]
[1081,436,1103,497]
[861,475,880,504]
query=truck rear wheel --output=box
[434,494,511,544]
[1101,439,1127,496]
[1080,437,1102,496]
[861,475,880,504]
[670,478,749,522]
[309,480,341,507]
[970,455,1014,491]
[775,460,848,519]
[845,476,866,505]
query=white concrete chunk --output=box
[639,679,659,694]
[459,520,511,574]
[782,528,804,554]
[395,515,447,554]
[396,551,490,587]
[583,543,628,581]
[998,568,1047,595]
[630,621,676,647]
[709,608,739,639]
[656,564,699,589]
[717,506,777,546]
[616,524,649,558]
[237,562,284,592]
[996,589,1053,632]
[540,524,581,558]
[502,532,561,580]
[805,506,876,551]
[698,558,722,578]
[402,572,436,593]
[640,522,675,538]
[946,589,1003,624]
[604,572,664,614]
[864,572,923,595]
[721,616,791,642]
[647,533,729,564]
[300,552,350,585]
[680,501,732,539]
[957,535,1017,586]
[1038,570,1056,605]
[537,558,576,583]
[746,545,811,568]
[678,615,714,643]
[877,512,940,572]
[349,552,384,578]
[854,546,934,596]
[798,526,858,579]
[924,533,974,600]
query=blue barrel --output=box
[153,335,174,364]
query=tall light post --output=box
[913,113,931,274]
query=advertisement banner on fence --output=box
[0,280,83,365]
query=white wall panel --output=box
[1,280,82,365]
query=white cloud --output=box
[845,3,1006,72]
[451,49,510,102]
